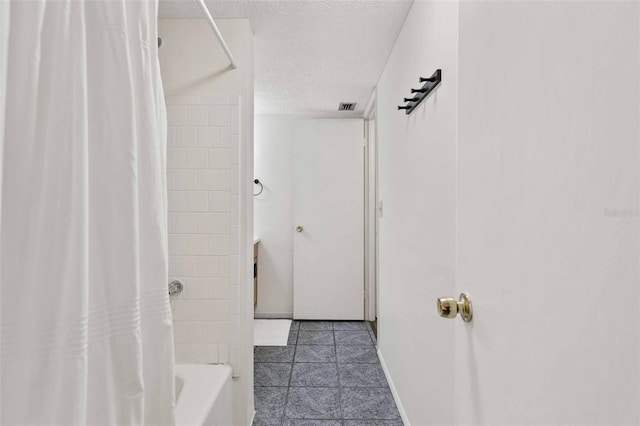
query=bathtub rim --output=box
[174,364,232,426]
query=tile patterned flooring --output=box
[253,321,402,426]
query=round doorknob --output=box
[436,297,458,319]
[437,293,472,322]
[296,226,304,233]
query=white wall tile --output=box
[168,256,176,276]
[185,321,208,342]
[168,147,187,169]
[197,300,218,321]
[198,213,230,234]
[167,104,187,125]
[174,343,191,364]
[167,126,177,147]
[182,278,211,299]
[167,169,177,190]
[167,100,240,371]
[230,225,240,255]
[187,235,209,255]
[174,299,198,320]
[196,256,219,277]
[186,191,208,212]
[175,213,198,233]
[229,255,239,285]
[208,321,230,342]
[218,343,230,363]
[230,284,240,315]
[230,315,241,340]
[208,235,230,255]
[176,127,198,147]
[211,277,230,299]
[165,96,200,105]
[230,105,240,135]
[197,170,220,190]
[175,170,198,190]
[187,105,209,126]
[168,213,176,234]
[217,302,230,321]
[230,196,240,226]
[230,345,240,377]
[208,148,230,170]
[219,170,230,191]
[168,235,187,256]
[230,134,240,165]
[187,148,208,169]
[218,256,230,278]
[219,127,230,148]
[168,191,187,212]
[199,343,219,364]
[230,166,239,195]
[210,105,231,127]
[173,321,186,342]
[174,257,198,277]
[198,127,219,147]
[200,95,230,105]
[209,191,230,212]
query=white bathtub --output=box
[175,364,232,426]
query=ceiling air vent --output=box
[338,102,357,111]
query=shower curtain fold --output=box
[0,1,175,424]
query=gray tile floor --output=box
[253,321,403,426]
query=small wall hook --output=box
[253,179,264,196]
[397,69,442,115]
[420,75,437,83]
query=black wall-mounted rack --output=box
[397,69,442,115]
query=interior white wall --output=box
[254,115,295,318]
[376,1,640,425]
[454,2,640,424]
[158,19,255,426]
[375,1,458,424]
[365,114,377,321]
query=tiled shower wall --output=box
[166,95,241,373]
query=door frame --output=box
[364,92,378,322]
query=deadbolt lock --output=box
[437,293,473,322]
[296,226,304,233]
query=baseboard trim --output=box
[377,348,410,426]
[253,312,293,319]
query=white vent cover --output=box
[338,102,357,111]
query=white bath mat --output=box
[253,319,292,346]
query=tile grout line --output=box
[333,322,346,425]
[254,322,399,425]
[281,321,299,425]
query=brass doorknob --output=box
[437,293,472,322]
[296,226,304,233]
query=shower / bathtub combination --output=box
[0,1,245,424]
[174,365,232,426]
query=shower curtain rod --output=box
[195,0,237,69]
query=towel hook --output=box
[253,179,264,196]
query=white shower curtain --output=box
[0,1,175,425]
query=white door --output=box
[454,2,640,424]
[293,119,364,320]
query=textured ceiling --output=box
[159,0,413,117]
